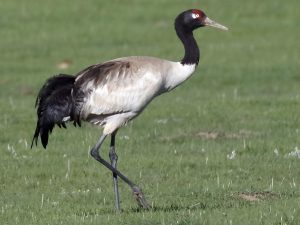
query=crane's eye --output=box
[192,13,200,19]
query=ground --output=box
[0,0,299,224]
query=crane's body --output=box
[74,56,195,134]
[31,9,228,211]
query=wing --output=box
[73,58,165,121]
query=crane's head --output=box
[175,9,228,32]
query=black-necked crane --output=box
[31,9,228,211]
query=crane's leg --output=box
[90,134,150,210]
[109,132,120,211]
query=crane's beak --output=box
[203,17,228,31]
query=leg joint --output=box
[109,147,118,162]
[90,148,98,159]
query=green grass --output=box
[1,0,300,224]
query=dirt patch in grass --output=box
[235,191,277,202]
[195,130,258,140]
[161,130,259,141]
[56,59,72,70]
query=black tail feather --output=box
[31,121,40,148]
[31,74,77,149]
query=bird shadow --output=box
[74,202,208,217]
[126,202,207,214]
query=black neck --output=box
[175,22,200,65]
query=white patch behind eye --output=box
[192,13,199,19]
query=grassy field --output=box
[1,0,300,224]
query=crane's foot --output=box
[132,186,151,210]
